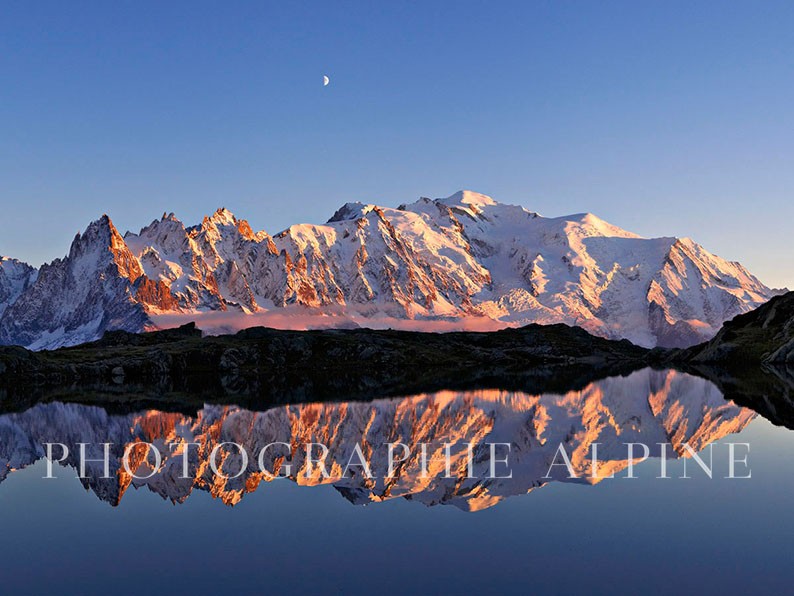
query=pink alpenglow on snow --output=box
[0,191,779,349]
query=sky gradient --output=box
[1,1,792,288]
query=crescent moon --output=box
[323,75,330,86]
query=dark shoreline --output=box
[0,322,650,411]
[2,298,793,425]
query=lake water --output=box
[1,367,793,595]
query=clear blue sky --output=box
[1,1,792,288]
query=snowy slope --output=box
[399,191,774,346]
[0,191,779,349]
[0,257,37,319]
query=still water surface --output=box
[1,367,792,595]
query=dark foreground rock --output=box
[675,291,794,365]
[6,289,794,415]
[0,322,649,409]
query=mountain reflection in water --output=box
[0,368,753,511]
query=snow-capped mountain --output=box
[0,369,754,510]
[0,191,778,349]
[0,257,37,320]
[0,216,149,349]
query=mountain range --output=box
[0,190,778,349]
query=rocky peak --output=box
[63,215,142,281]
[327,202,377,223]
[207,207,236,226]
[0,257,38,317]
[69,214,114,258]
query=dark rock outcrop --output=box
[675,291,794,365]
[0,322,649,408]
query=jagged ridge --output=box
[0,191,778,349]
